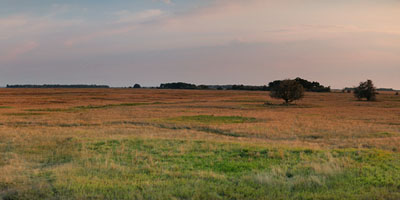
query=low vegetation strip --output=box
[108,121,244,137]
[6,84,110,88]
[74,102,161,110]
[0,122,100,127]
[26,102,162,112]
[0,106,12,109]
[2,138,399,199]
[4,112,46,116]
[167,115,258,124]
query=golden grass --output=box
[1,88,398,150]
[0,88,399,199]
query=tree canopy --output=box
[268,77,330,92]
[354,80,377,101]
[270,79,305,104]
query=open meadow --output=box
[0,88,399,199]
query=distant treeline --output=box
[159,77,331,92]
[376,88,396,92]
[6,84,110,88]
[344,87,396,92]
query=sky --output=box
[0,0,399,89]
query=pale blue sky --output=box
[1,0,399,88]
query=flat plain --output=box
[0,88,399,199]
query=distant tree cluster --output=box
[268,79,381,104]
[6,84,110,88]
[376,88,394,92]
[197,85,210,90]
[158,78,330,92]
[231,85,268,91]
[268,77,330,92]
[159,82,198,89]
[343,88,354,93]
[158,83,268,91]
[229,78,329,92]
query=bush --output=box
[198,85,209,90]
[396,92,399,96]
[270,79,304,104]
[133,84,141,88]
[354,80,377,101]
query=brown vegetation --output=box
[0,88,398,151]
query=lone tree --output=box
[133,84,141,88]
[270,79,304,104]
[354,80,377,101]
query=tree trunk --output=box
[285,99,289,104]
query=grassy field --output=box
[0,88,399,199]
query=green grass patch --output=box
[239,102,318,110]
[26,108,72,112]
[57,123,100,127]
[223,99,267,103]
[108,121,244,137]
[74,102,162,110]
[21,137,80,168]
[28,139,400,199]
[74,103,144,110]
[2,138,400,199]
[168,115,258,124]
[0,106,12,109]
[367,132,399,138]
[4,112,45,116]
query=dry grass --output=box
[1,88,398,150]
[0,88,399,199]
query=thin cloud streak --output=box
[0,41,38,62]
[61,0,400,50]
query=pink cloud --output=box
[0,15,28,28]
[64,26,138,47]
[0,41,39,62]
[114,9,164,24]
